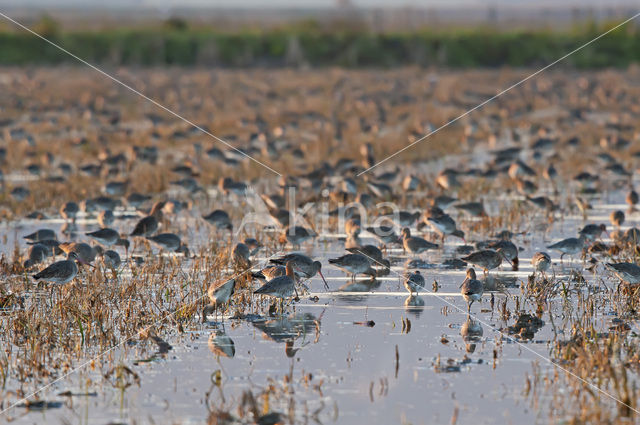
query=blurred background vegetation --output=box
[0,13,638,68]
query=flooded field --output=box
[1,67,640,424]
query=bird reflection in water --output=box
[208,328,236,359]
[338,276,382,292]
[460,315,483,353]
[404,295,425,319]
[251,311,323,358]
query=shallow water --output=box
[1,183,634,425]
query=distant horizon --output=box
[0,0,638,9]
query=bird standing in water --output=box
[531,252,551,279]
[270,253,329,290]
[547,235,585,262]
[131,201,165,237]
[401,228,439,256]
[254,261,299,309]
[403,270,425,295]
[33,251,85,285]
[328,253,376,282]
[203,278,236,322]
[462,249,509,275]
[460,268,483,312]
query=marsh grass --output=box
[3,67,640,421]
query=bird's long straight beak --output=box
[459,277,467,289]
[318,270,329,291]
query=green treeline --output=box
[0,19,638,68]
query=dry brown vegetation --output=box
[3,66,640,422]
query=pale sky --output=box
[0,0,636,8]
